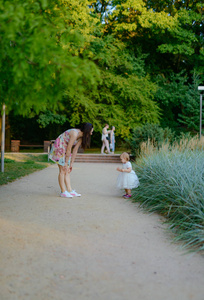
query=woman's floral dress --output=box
[49,129,78,166]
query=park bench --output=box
[11,140,52,153]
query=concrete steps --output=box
[75,153,121,163]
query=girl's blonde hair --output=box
[120,152,130,161]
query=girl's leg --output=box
[104,139,111,153]
[127,189,131,195]
[112,142,115,153]
[58,165,66,193]
[101,140,105,154]
[123,189,131,198]
[64,171,72,192]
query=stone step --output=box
[75,153,121,163]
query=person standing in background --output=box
[101,123,111,154]
[110,126,115,154]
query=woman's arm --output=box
[70,139,82,167]
[102,127,107,135]
[103,128,111,135]
[65,130,78,165]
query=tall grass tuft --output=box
[132,136,204,253]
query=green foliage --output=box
[132,148,204,252]
[90,35,146,76]
[89,35,160,136]
[101,0,204,81]
[154,71,189,130]
[155,72,188,107]
[110,0,176,38]
[155,71,204,132]
[89,0,204,139]
[4,158,15,163]
[178,72,203,132]
[52,34,160,138]
[157,3,204,71]
[37,111,67,128]
[2,0,203,143]
[0,0,100,115]
[129,123,175,155]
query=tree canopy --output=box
[0,0,100,115]
[1,0,204,140]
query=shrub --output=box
[132,147,204,252]
[129,123,174,156]
[4,158,15,163]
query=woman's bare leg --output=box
[64,172,72,192]
[58,165,66,193]
[101,140,105,153]
[104,139,111,153]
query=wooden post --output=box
[11,140,20,152]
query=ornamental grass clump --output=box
[132,148,204,252]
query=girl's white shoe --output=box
[70,190,81,197]
[60,191,73,198]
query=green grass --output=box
[132,148,204,253]
[20,148,44,153]
[0,154,50,185]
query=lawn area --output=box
[0,154,50,185]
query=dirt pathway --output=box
[0,163,204,300]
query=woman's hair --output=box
[120,152,130,161]
[80,123,93,149]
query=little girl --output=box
[116,152,139,199]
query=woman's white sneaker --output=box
[70,190,81,197]
[60,191,73,198]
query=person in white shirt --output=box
[101,123,111,154]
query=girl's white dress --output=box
[117,161,140,189]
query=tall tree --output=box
[0,0,99,115]
[96,0,204,133]
[0,0,100,171]
[61,34,160,137]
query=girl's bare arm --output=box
[65,131,78,164]
[123,167,131,173]
[70,139,82,166]
[117,167,131,173]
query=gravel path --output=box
[0,163,204,300]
